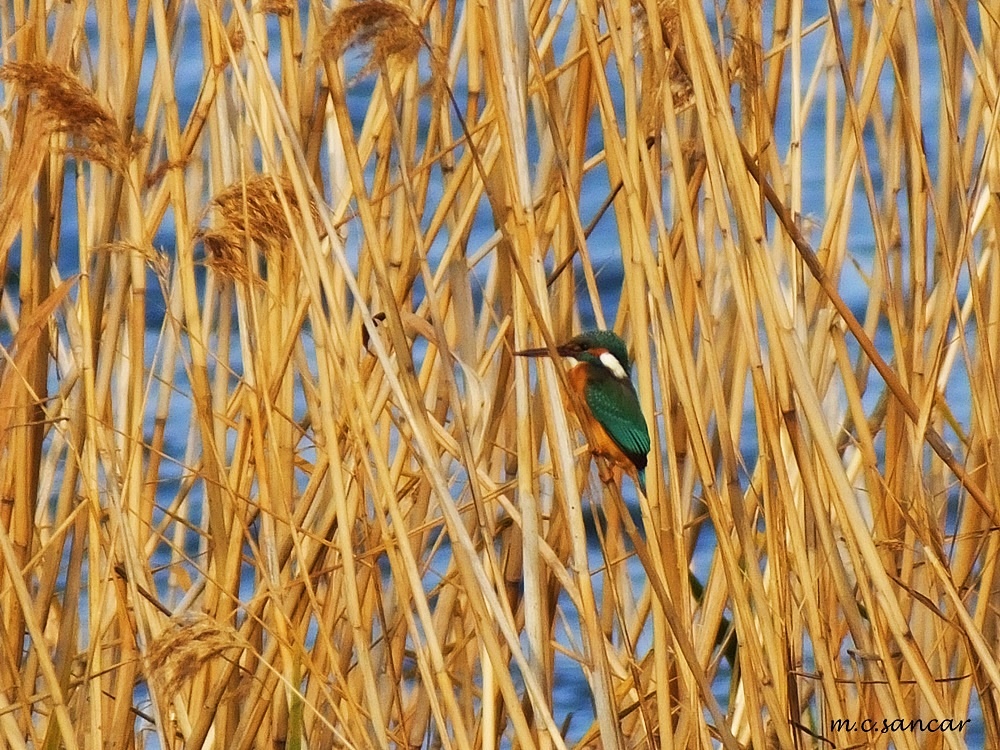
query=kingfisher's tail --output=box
[637,468,647,495]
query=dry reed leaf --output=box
[322,0,423,77]
[0,61,141,168]
[0,277,75,453]
[95,240,169,276]
[146,614,249,698]
[0,110,52,258]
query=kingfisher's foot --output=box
[595,457,621,488]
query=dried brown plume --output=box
[146,614,249,698]
[322,0,424,77]
[259,0,294,16]
[0,61,141,168]
[199,175,322,284]
[631,0,695,114]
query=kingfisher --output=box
[516,330,651,493]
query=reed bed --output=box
[1,0,998,747]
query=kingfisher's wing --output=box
[583,375,651,471]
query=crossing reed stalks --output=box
[1,0,998,747]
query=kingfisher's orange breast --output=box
[565,363,635,469]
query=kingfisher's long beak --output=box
[514,346,551,358]
[515,345,575,358]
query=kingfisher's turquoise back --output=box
[582,364,650,472]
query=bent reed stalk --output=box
[0,0,998,748]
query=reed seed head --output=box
[259,0,294,16]
[197,175,322,284]
[0,61,141,168]
[146,614,248,698]
[322,0,423,77]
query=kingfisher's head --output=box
[516,329,633,381]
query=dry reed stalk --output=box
[1,0,999,748]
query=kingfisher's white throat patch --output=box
[598,351,628,380]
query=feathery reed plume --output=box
[146,614,249,698]
[197,175,320,283]
[322,0,423,77]
[259,0,294,17]
[631,0,695,114]
[0,61,140,168]
[210,175,321,248]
